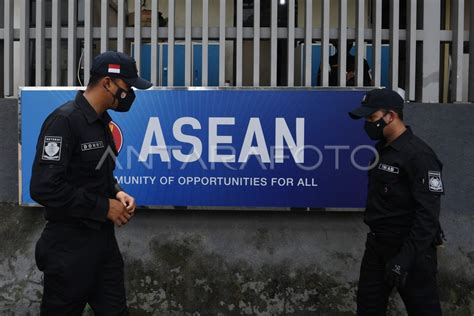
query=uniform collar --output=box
[75,91,112,125]
[376,127,413,152]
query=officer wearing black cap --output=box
[349,88,444,315]
[31,51,152,315]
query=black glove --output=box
[385,257,409,289]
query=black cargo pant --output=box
[357,232,441,316]
[35,221,128,316]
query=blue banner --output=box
[20,88,374,208]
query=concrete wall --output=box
[0,98,473,315]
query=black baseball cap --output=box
[90,51,152,89]
[349,88,404,120]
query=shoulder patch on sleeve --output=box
[428,171,444,193]
[42,136,62,161]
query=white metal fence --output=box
[0,0,471,102]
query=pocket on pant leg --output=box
[35,237,47,271]
[35,233,57,272]
[410,247,438,283]
[35,228,64,274]
[42,227,96,302]
[422,247,438,274]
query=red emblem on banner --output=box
[109,121,123,153]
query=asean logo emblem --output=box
[109,121,123,153]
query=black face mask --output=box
[114,88,135,112]
[364,116,387,140]
[105,80,136,112]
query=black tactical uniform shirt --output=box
[365,127,444,259]
[30,91,122,228]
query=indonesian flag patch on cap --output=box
[108,64,121,74]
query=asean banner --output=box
[20,88,374,208]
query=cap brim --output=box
[348,106,378,120]
[124,76,153,89]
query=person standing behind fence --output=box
[30,51,152,315]
[318,41,373,87]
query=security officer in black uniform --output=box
[349,88,444,316]
[31,51,152,315]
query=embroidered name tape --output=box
[378,163,399,174]
[42,136,62,161]
[81,141,104,152]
